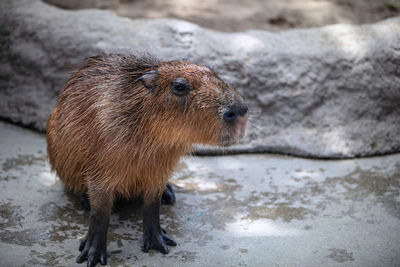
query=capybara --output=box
[46,54,248,266]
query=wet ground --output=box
[0,120,399,266]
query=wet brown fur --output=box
[46,54,244,208]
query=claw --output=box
[87,251,99,267]
[159,243,169,254]
[79,236,88,252]
[76,251,87,263]
[142,230,176,254]
[77,240,105,267]
[163,234,177,246]
[99,255,107,265]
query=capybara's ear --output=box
[139,70,158,92]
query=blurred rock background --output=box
[1,0,400,158]
[45,0,400,32]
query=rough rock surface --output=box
[1,0,400,158]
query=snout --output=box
[219,103,248,146]
[223,105,248,124]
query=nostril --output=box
[223,110,237,123]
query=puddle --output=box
[0,175,18,182]
[1,228,49,246]
[28,250,63,266]
[325,164,400,219]
[172,250,199,262]
[0,202,24,228]
[327,248,355,263]
[2,154,46,172]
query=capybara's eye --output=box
[171,77,190,97]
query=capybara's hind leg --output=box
[161,183,175,205]
[76,188,113,266]
[79,192,90,211]
[142,195,176,254]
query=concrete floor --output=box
[0,121,399,267]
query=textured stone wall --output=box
[1,0,399,158]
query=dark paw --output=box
[76,235,107,266]
[142,229,177,254]
[161,183,176,205]
[79,192,91,211]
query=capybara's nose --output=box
[223,104,248,123]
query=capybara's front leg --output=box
[142,195,176,254]
[76,188,113,267]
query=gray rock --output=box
[1,0,399,158]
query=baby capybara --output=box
[46,54,248,266]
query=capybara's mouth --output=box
[219,114,248,147]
